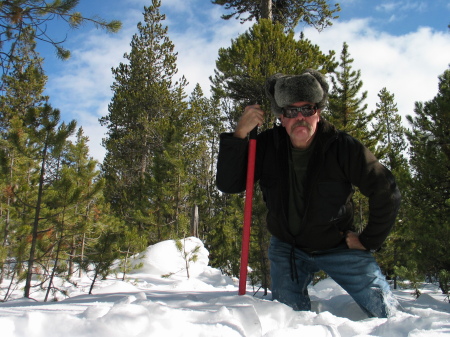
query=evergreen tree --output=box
[372,88,407,165]
[42,128,106,300]
[211,18,336,130]
[100,0,188,243]
[12,104,77,298]
[325,42,379,232]
[212,0,340,31]
[185,88,246,273]
[82,218,123,295]
[0,12,133,301]
[326,42,376,150]
[61,128,102,277]
[0,32,48,290]
[207,192,243,276]
[405,66,450,294]
[248,187,270,294]
[148,93,190,240]
[184,85,223,240]
[370,88,411,287]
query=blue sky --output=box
[35,0,450,162]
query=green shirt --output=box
[288,141,316,235]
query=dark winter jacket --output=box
[216,120,401,251]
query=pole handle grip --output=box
[249,126,257,140]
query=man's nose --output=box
[295,112,305,120]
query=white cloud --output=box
[45,24,136,162]
[302,20,450,123]
[169,10,251,95]
[376,2,398,12]
[376,1,428,13]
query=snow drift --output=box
[0,237,449,336]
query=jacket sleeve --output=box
[340,135,401,251]
[216,132,249,194]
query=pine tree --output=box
[100,0,188,242]
[62,128,102,277]
[211,18,336,130]
[185,87,242,269]
[12,104,77,298]
[82,219,123,295]
[212,0,340,31]
[207,193,244,277]
[0,32,48,291]
[325,42,379,232]
[326,42,376,149]
[0,21,128,301]
[372,88,407,163]
[42,128,106,300]
[182,85,225,242]
[370,88,411,287]
[405,66,450,294]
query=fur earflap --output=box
[265,69,329,116]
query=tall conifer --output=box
[325,42,378,232]
[371,88,411,286]
[406,66,450,294]
[326,42,376,150]
[0,32,48,286]
[100,0,187,242]
[17,104,76,298]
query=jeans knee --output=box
[359,286,399,318]
[272,288,311,311]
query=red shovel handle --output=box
[238,127,257,295]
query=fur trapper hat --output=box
[265,69,329,117]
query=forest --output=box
[0,0,449,302]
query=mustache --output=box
[291,121,312,132]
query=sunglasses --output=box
[282,105,318,118]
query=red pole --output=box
[238,127,257,295]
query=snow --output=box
[1,237,449,337]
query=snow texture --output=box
[1,237,449,336]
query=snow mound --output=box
[95,281,141,294]
[130,237,209,278]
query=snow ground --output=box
[1,237,449,337]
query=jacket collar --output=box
[315,119,339,153]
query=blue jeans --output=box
[268,236,398,318]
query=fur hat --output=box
[265,69,329,116]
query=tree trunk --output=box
[121,247,131,281]
[79,233,86,278]
[44,234,62,302]
[260,0,272,20]
[89,268,99,295]
[190,205,199,237]
[24,144,48,298]
[68,236,75,277]
[44,209,66,302]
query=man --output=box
[216,69,401,318]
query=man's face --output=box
[280,101,320,149]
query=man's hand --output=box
[345,231,367,250]
[234,104,265,139]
